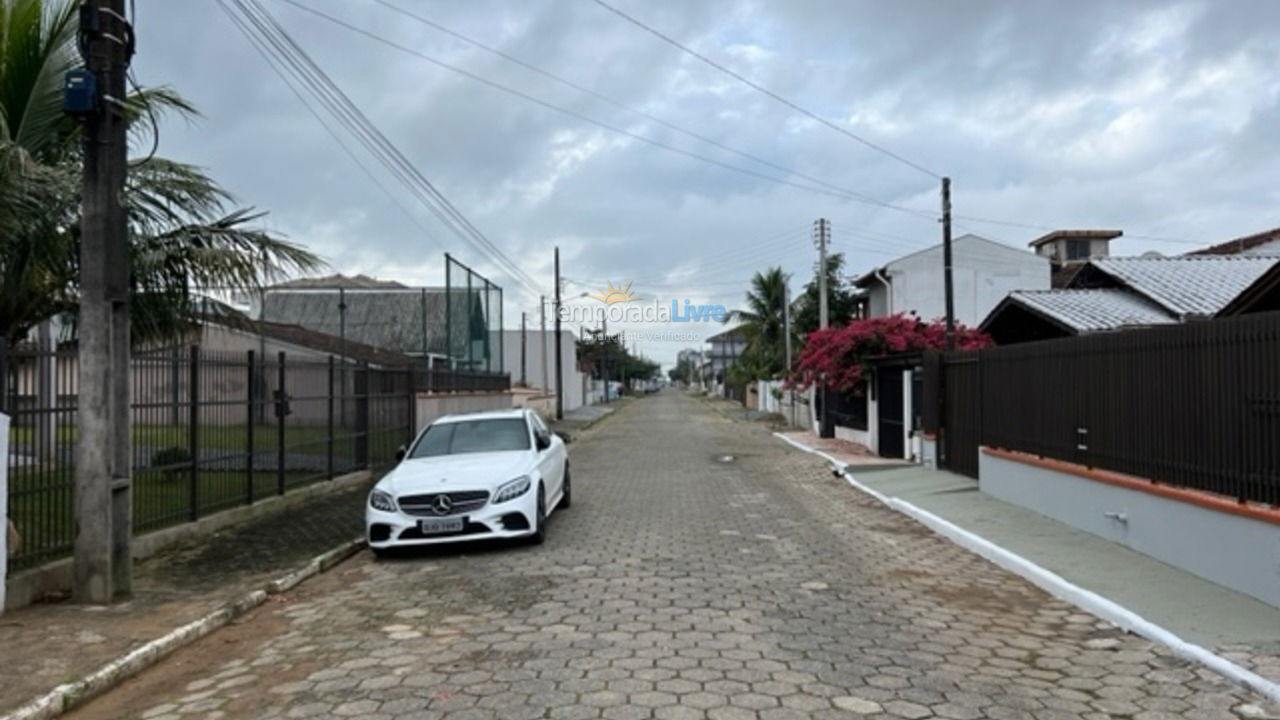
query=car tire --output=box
[558,465,571,510]
[371,546,393,560]
[529,485,547,545]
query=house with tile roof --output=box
[981,255,1280,344]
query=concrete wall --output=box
[979,449,1280,609]
[878,235,1050,326]
[413,392,514,434]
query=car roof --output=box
[432,408,530,425]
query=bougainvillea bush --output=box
[789,314,990,393]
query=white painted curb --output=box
[1,538,366,720]
[773,432,1280,706]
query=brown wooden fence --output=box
[924,311,1280,504]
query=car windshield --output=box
[408,418,530,458]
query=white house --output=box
[855,234,1050,326]
[833,234,1048,461]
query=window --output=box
[408,418,531,458]
[1065,238,1091,260]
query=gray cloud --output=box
[134,0,1280,366]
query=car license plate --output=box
[419,517,464,535]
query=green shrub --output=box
[150,446,193,478]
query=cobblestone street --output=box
[68,391,1276,720]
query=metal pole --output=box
[74,0,132,603]
[942,177,955,350]
[246,350,255,505]
[540,296,549,393]
[554,248,564,419]
[520,312,527,386]
[276,351,286,496]
[783,279,795,427]
[188,345,199,521]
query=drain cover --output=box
[717,454,735,463]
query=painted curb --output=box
[1,538,366,720]
[772,432,1280,706]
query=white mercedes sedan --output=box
[366,409,569,555]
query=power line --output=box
[590,0,941,180]
[361,0,932,215]
[270,0,939,217]
[221,0,546,299]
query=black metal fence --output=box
[925,311,1280,504]
[2,346,416,571]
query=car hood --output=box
[379,450,532,495]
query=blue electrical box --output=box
[64,68,98,115]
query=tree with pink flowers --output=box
[789,314,989,393]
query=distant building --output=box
[260,275,497,372]
[1188,226,1280,257]
[703,328,746,385]
[854,234,1049,326]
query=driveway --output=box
[67,391,1272,719]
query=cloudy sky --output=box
[136,0,1280,367]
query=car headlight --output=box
[369,490,396,512]
[493,475,532,504]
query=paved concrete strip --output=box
[0,539,365,720]
[774,431,1280,705]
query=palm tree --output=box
[0,0,322,344]
[725,266,792,382]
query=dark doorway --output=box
[877,369,904,458]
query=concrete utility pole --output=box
[539,296,549,394]
[520,312,527,386]
[554,248,564,419]
[813,218,833,438]
[74,0,133,603]
[941,177,955,351]
[814,218,831,330]
[783,279,795,428]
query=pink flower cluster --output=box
[789,314,990,393]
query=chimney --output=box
[1028,229,1122,267]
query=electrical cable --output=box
[589,0,941,180]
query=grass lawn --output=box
[9,424,348,454]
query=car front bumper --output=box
[365,490,537,548]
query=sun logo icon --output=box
[589,281,640,305]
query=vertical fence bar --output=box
[276,351,286,496]
[246,350,255,505]
[188,345,200,521]
[356,363,370,468]
[327,355,335,480]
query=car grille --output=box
[398,490,490,516]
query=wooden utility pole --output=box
[942,177,955,350]
[554,248,563,419]
[74,0,133,603]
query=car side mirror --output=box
[535,433,551,451]
[395,445,406,462]
[556,431,572,444]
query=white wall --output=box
[494,328,585,411]
[880,235,1049,326]
[980,449,1280,609]
[414,392,514,433]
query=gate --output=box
[939,354,980,478]
[877,369,904,458]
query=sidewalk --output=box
[0,475,375,716]
[789,445,1280,687]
